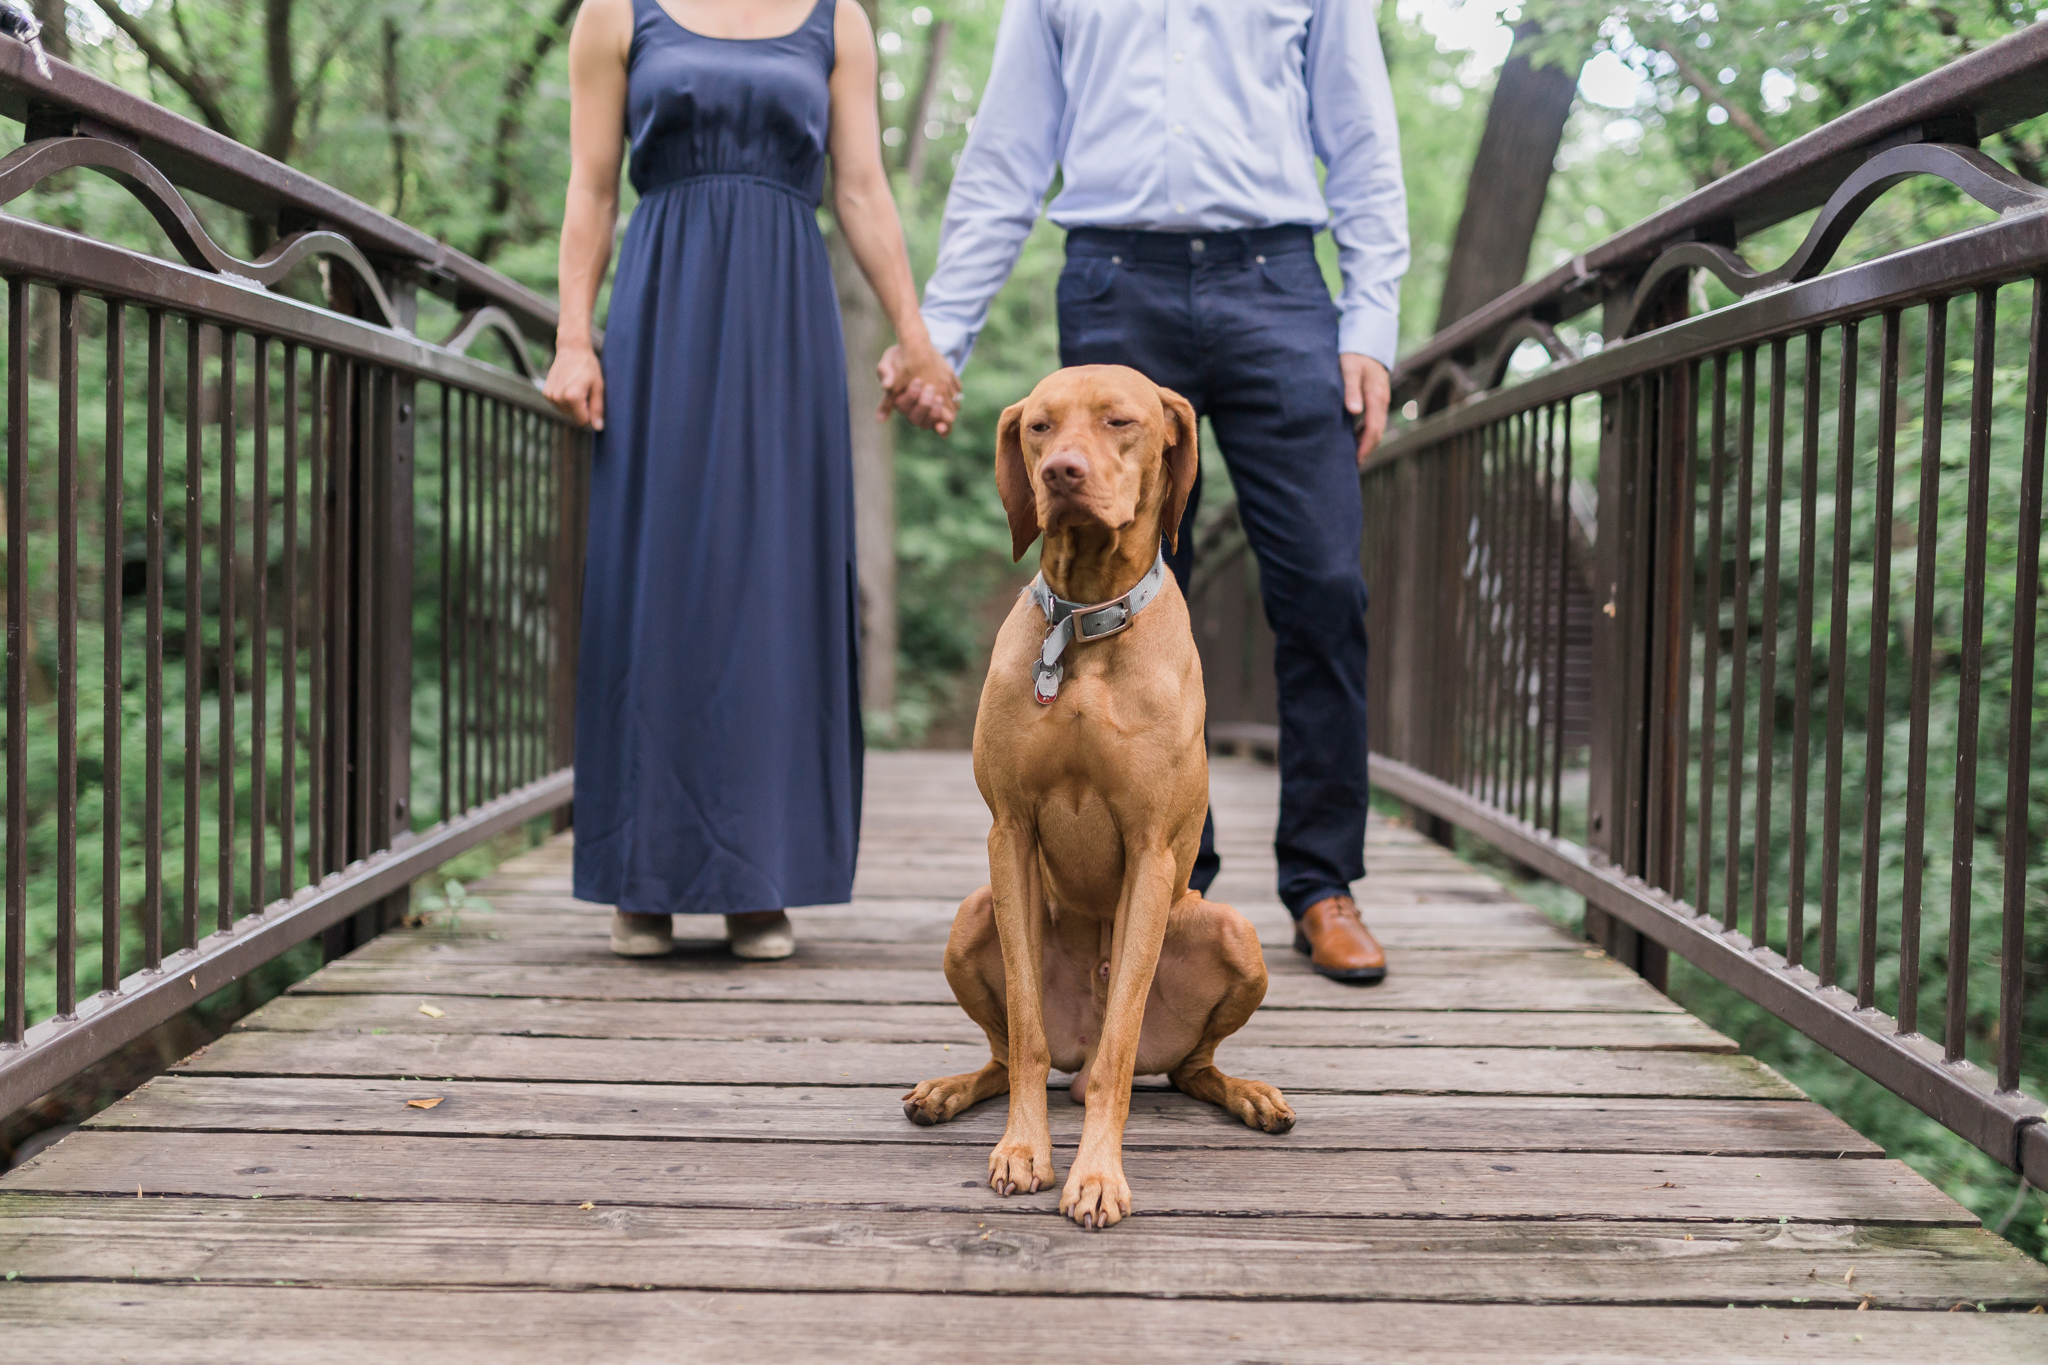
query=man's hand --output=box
[1342,353,1391,469]
[544,342,605,431]
[878,342,962,435]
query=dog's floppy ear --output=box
[1156,385,1200,553]
[994,399,1041,562]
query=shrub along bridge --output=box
[3,28,2048,1362]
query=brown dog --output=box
[901,365,1294,1231]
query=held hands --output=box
[1342,352,1391,469]
[545,342,606,431]
[878,339,962,435]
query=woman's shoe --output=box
[610,911,674,957]
[725,910,795,960]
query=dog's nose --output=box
[1039,450,1089,494]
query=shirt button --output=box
[1190,238,1205,253]
[1172,123,1184,135]
[1175,202,1187,213]
[1173,52,1185,62]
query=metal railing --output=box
[0,45,587,1115]
[1364,27,2048,1185]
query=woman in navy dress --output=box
[545,0,957,959]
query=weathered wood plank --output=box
[233,994,1738,1051]
[5,1131,1972,1224]
[5,1283,2043,1364]
[348,937,1648,976]
[291,959,1682,1012]
[464,892,1560,930]
[170,1031,1796,1098]
[86,1077,1879,1155]
[4,1198,2034,1308]
[415,909,1584,951]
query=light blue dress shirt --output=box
[919,0,1410,373]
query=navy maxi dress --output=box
[573,0,862,918]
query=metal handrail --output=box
[1361,36,2048,1184]
[0,46,586,1115]
[1397,23,2048,411]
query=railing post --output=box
[1582,282,1687,989]
[549,423,588,832]
[322,267,417,959]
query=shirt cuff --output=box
[1338,308,1399,372]
[922,312,978,375]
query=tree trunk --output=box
[900,19,954,186]
[30,0,67,61]
[383,16,407,215]
[829,0,898,718]
[830,226,899,717]
[1434,23,1581,332]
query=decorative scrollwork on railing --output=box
[1619,141,2048,337]
[1479,317,1578,392]
[0,135,403,329]
[1418,357,1480,415]
[441,305,542,383]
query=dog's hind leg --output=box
[902,885,1013,1126]
[1166,896,1296,1135]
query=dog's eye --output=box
[1105,418,1135,428]
[1029,421,1052,434]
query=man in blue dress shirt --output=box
[883,0,1406,982]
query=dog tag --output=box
[1033,658,1062,705]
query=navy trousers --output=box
[1057,225,1371,917]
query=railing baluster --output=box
[56,287,79,1015]
[307,350,326,878]
[1507,411,1523,818]
[352,363,372,859]
[1723,346,1758,932]
[1540,405,1556,834]
[102,302,125,992]
[1859,309,1903,1010]
[217,329,237,931]
[439,384,451,822]
[143,310,164,971]
[458,389,473,814]
[251,338,269,913]
[1668,364,1698,896]
[1898,299,1947,1031]
[183,318,202,950]
[1821,320,1858,988]
[1750,338,1786,947]
[1552,401,1570,834]
[1786,330,1821,967]
[1458,430,1480,794]
[1943,286,1996,1059]
[333,358,353,864]
[1695,354,1728,916]
[2000,276,2047,1092]
[3,278,20,1044]
[281,344,298,893]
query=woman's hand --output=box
[877,340,960,435]
[545,343,606,431]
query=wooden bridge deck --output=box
[3,752,2044,1360]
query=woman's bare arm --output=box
[543,0,633,431]
[827,0,959,433]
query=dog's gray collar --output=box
[1026,548,1169,705]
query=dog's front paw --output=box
[1060,1159,1131,1230]
[901,1072,985,1127]
[1228,1078,1297,1135]
[987,1141,1054,1196]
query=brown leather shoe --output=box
[1293,894,1387,983]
